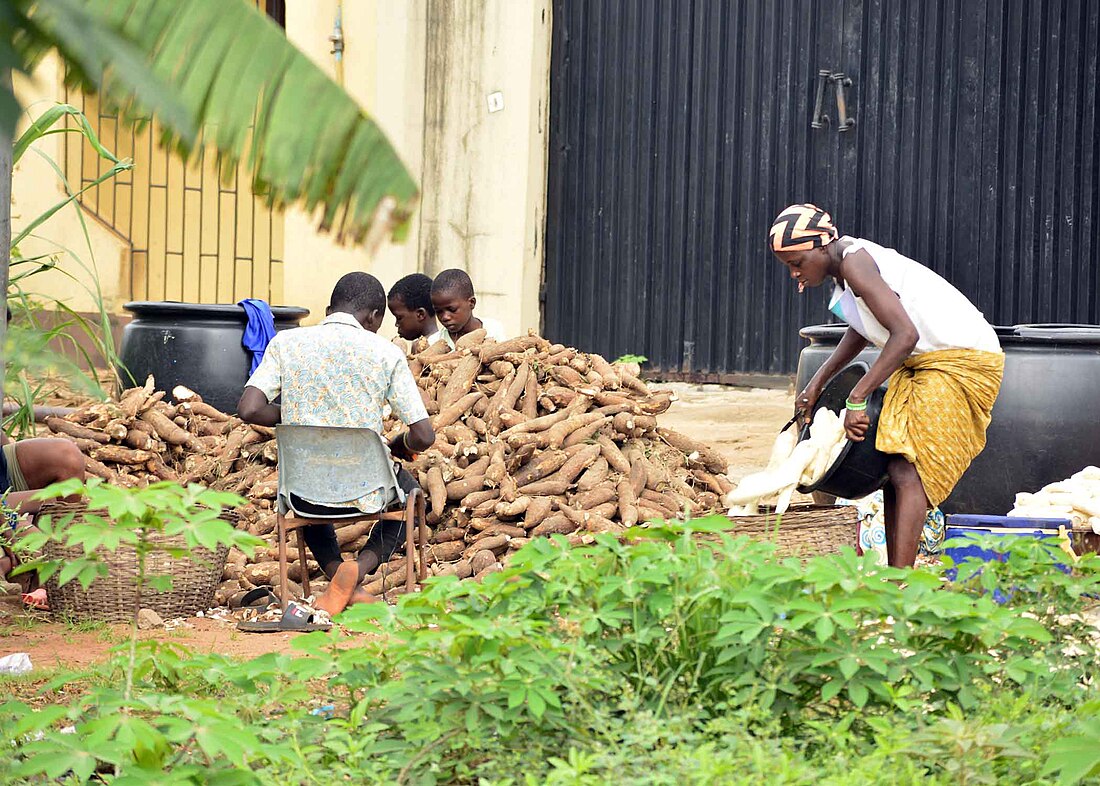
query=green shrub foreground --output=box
[3,516,1099,785]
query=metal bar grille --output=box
[61,0,285,305]
[63,87,285,305]
[546,0,1100,377]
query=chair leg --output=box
[296,529,311,600]
[404,494,417,593]
[277,512,289,611]
[415,489,428,582]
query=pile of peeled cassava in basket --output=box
[43,330,736,603]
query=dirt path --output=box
[1,612,304,672]
[655,383,795,479]
[0,384,795,670]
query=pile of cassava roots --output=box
[44,330,734,603]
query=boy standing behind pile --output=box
[429,269,507,349]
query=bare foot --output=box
[315,561,359,616]
[22,587,48,610]
[348,588,382,606]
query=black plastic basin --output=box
[795,323,1100,513]
[796,363,891,500]
[118,301,310,414]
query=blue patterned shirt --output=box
[245,312,428,511]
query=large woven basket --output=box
[701,504,860,560]
[41,500,236,623]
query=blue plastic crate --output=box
[946,514,1073,531]
[944,526,1063,567]
[943,514,1074,595]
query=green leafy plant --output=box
[4,0,419,244]
[1,516,1096,784]
[1044,698,1100,784]
[614,353,648,365]
[15,479,260,702]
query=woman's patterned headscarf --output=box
[769,203,839,252]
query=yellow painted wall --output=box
[11,1,552,339]
[61,86,287,308]
[281,0,427,328]
[248,0,552,334]
[11,54,130,314]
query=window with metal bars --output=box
[57,0,288,306]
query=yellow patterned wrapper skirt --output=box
[876,349,1005,507]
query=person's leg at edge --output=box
[884,457,928,568]
[2,439,86,516]
[1,439,85,591]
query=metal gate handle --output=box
[832,73,856,131]
[811,69,831,129]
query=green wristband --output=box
[845,398,868,412]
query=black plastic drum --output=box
[117,301,310,414]
[796,363,891,500]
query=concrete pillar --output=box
[417,0,551,336]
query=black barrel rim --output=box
[123,301,310,321]
[800,322,1100,346]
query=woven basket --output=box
[1068,525,1099,556]
[41,500,236,623]
[700,504,860,560]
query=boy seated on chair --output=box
[238,272,435,615]
[429,269,508,349]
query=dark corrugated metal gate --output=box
[544,0,1100,379]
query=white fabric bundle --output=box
[725,409,848,516]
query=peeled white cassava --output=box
[724,409,847,515]
[1007,465,1100,533]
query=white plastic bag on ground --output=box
[0,652,32,675]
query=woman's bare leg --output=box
[884,457,928,568]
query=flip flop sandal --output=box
[229,587,278,610]
[236,601,332,633]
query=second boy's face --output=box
[431,292,475,334]
[388,296,425,340]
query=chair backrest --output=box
[275,424,402,516]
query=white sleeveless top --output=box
[829,237,1001,355]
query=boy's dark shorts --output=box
[292,465,419,576]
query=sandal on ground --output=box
[236,601,332,633]
[228,587,278,610]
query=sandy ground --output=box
[0,384,795,672]
[657,383,796,479]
